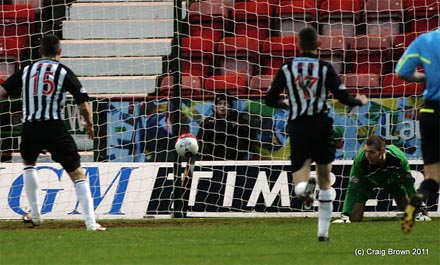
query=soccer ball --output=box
[175,133,199,157]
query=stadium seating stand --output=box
[216,36,260,77]
[249,74,273,95]
[188,1,230,42]
[231,1,272,40]
[181,36,215,78]
[275,0,317,37]
[159,75,202,97]
[382,73,424,96]
[203,74,248,97]
[260,36,299,75]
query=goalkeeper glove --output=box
[332,214,351,223]
[415,212,431,222]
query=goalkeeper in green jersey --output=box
[333,135,430,223]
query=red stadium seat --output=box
[260,36,299,75]
[382,73,424,97]
[231,1,272,40]
[253,0,279,5]
[319,0,360,46]
[318,35,346,74]
[357,0,366,9]
[181,37,215,78]
[349,35,392,75]
[249,74,274,95]
[342,73,382,96]
[13,0,43,15]
[203,74,248,96]
[364,0,404,37]
[319,0,361,20]
[342,73,381,88]
[209,0,234,8]
[188,1,230,42]
[365,0,404,19]
[159,75,202,97]
[216,36,260,76]
[405,0,440,32]
[275,0,317,37]
[391,32,419,61]
[0,5,35,50]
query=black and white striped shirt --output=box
[3,59,89,123]
[266,52,362,120]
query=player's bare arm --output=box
[355,94,368,105]
[78,101,94,139]
[0,86,8,97]
[398,72,426,83]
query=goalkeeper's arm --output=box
[333,177,361,223]
[401,172,417,198]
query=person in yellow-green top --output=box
[333,135,430,223]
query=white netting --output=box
[0,0,439,219]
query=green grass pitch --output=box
[0,217,438,265]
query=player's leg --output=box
[402,192,423,233]
[67,168,106,231]
[311,115,336,241]
[292,159,311,185]
[393,194,432,221]
[19,123,43,226]
[418,162,440,201]
[289,119,315,209]
[351,202,366,222]
[418,105,440,201]
[292,159,316,209]
[48,124,106,231]
[386,181,410,212]
[22,162,42,226]
[315,162,333,242]
[402,106,440,233]
[395,196,409,214]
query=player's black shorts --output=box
[288,114,336,172]
[20,120,81,172]
[420,101,440,164]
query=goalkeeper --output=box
[333,135,430,223]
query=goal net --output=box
[0,0,439,220]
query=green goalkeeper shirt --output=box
[342,145,417,217]
[350,145,413,188]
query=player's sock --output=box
[74,179,96,227]
[417,179,439,201]
[318,189,333,238]
[23,166,40,218]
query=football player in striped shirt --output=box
[0,34,106,231]
[266,27,368,241]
